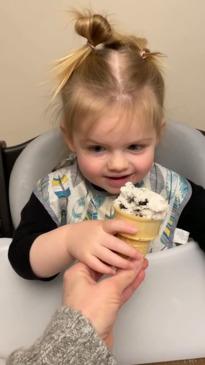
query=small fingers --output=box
[98,247,137,270]
[103,219,137,235]
[86,255,116,275]
[104,235,143,260]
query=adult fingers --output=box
[106,257,144,294]
[121,269,146,305]
[143,258,149,269]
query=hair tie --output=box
[139,48,151,59]
[87,41,95,49]
[86,41,104,50]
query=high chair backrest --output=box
[9,121,205,229]
[155,121,205,186]
[9,129,69,229]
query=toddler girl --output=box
[9,10,205,280]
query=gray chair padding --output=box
[155,122,205,187]
[9,122,205,229]
[9,129,69,228]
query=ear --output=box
[60,120,76,152]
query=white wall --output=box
[1,0,205,145]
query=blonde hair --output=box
[53,10,165,138]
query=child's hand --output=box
[67,219,143,275]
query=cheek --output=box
[144,156,154,172]
[134,149,155,171]
[77,155,101,175]
[76,155,89,171]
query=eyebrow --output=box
[84,137,154,144]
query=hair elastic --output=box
[87,41,104,50]
[139,48,151,59]
[87,41,95,49]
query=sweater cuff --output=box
[46,306,117,365]
[7,306,117,365]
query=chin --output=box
[93,182,120,194]
[104,186,122,195]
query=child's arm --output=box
[9,193,141,280]
[29,225,73,278]
[30,219,141,278]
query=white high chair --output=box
[0,122,205,364]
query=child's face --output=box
[67,107,158,194]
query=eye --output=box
[87,145,105,153]
[128,144,145,152]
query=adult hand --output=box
[63,257,148,347]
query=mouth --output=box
[106,173,132,179]
[104,174,133,187]
[107,175,130,180]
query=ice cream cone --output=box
[114,205,162,256]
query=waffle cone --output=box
[114,205,162,256]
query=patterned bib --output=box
[34,159,192,252]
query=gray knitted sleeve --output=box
[6,306,117,365]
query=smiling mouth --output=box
[106,174,131,180]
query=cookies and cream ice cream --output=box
[114,182,168,220]
[114,182,168,255]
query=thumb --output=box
[108,258,144,293]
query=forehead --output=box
[73,85,159,133]
[76,91,157,139]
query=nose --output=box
[107,151,128,172]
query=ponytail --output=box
[52,10,113,98]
